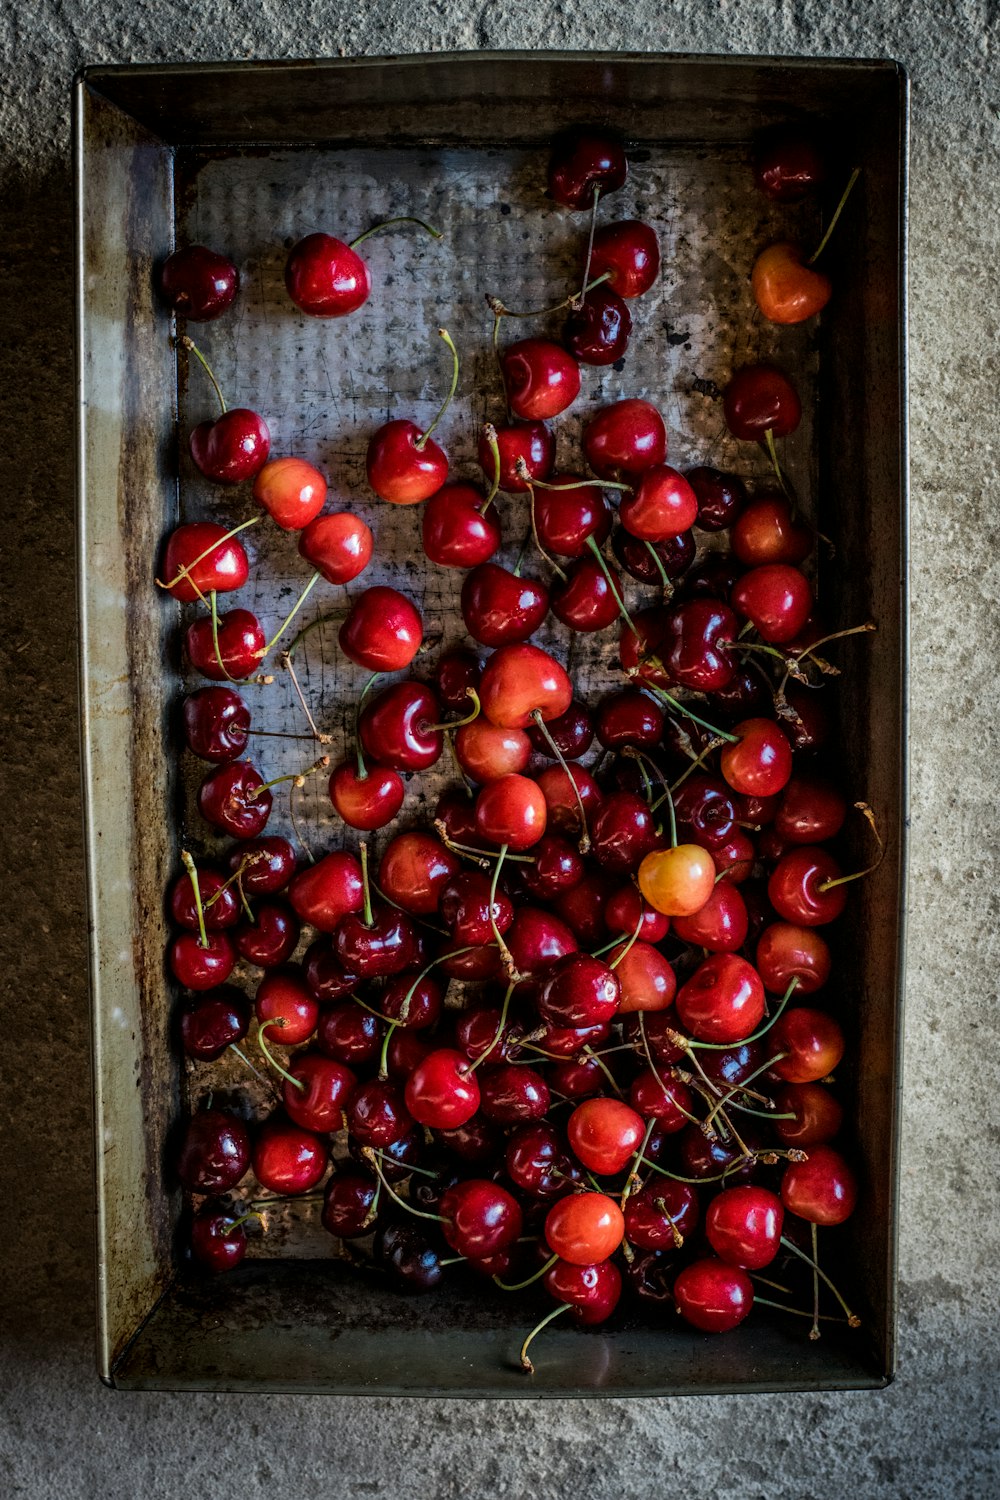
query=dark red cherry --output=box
[618,606,671,690]
[461,563,549,646]
[186,609,265,682]
[521,834,585,900]
[440,1179,523,1258]
[179,987,250,1061]
[673,775,737,852]
[548,128,627,208]
[347,1079,414,1147]
[234,899,299,968]
[620,466,699,541]
[322,1169,380,1238]
[177,1108,250,1193]
[253,1117,326,1195]
[662,598,739,691]
[673,1257,753,1332]
[536,762,603,839]
[169,930,235,991]
[288,850,363,933]
[775,773,847,844]
[590,791,660,873]
[537,952,621,1028]
[283,1051,357,1133]
[190,1206,250,1272]
[479,420,555,491]
[162,522,249,603]
[584,398,667,481]
[533,476,612,558]
[159,244,238,320]
[479,1064,550,1123]
[422,481,501,568]
[505,906,578,982]
[677,555,743,604]
[604,884,670,943]
[334,902,418,979]
[551,556,622,632]
[317,1001,381,1066]
[359,680,442,773]
[366,418,447,504]
[753,127,826,202]
[381,972,443,1031]
[564,285,632,365]
[677,1125,756,1185]
[384,1028,436,1079]
[434,647,483,711]
[590,219,659,297]
[299,510,374,584]
[672,881,748,952]
[503,339,580,422]
[506,1122,574,1198]
[613,527,695,584]
[190,408,270,485]
[624,1180,699,1251]
[303,938,360,1004]
[526,699,594,760]
[453,1003,518,1065]
[378,831,461,916]
[686,466,747,531]
[756,922,832,995]
[441,869,513,946]
[182,685,251,763]
[706,663,771,722]
[170,865,238,931]
[376,1223,444,1293]
[723,364,801,442]
[197,761,272,839]
[625,1250,674,1303]
[285,232,370,317]
[552,868,616,945]
[339,586,423,672]
[544,1257,622,1325]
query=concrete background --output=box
[2,2,998,1496]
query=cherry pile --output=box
[160,125,874,1370]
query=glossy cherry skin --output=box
[731,564,813,644]
[177,1109,250,1193]
[402,1047,480,1128]
[376,1223,444,1293]
[422,482,501,568]
[479,419,555,491]
[231,845,296,902]
[723,364,801,442]
[731,493,812,567]
[179,988,250,1061]
[198,761,272,839]
[638,844,717,918]
[190,408,271,485]
[568,1098,645,1175]
[707,664,772,723]
[160,244,238,320]
[674,1258,754,1332]
[440,1180,523,1259]
[255,967,319,1044]
[545,1192,624,1264]
[282,1052,357,1133]
[191,1206,249,1272]
[479,643,572,728]
[441,869,513,946]
[527,699,594,759]
[661,598,739,691]
[322,1169,380,1238]
[434,647,482,712]
[366,418,447,505]
[605,884,670,943]
[533,476,612,558]
[781,682,832,754]
[776,773,847,844]
[595,690,663,752]
[753,127,826,201]
[170,866,239,931]
[548,129,627,208]
[234,900,300,968]
[503,339,581,421]
[162,522,249,602]
[624,1180,699,1251]
[537,953,621,1029]
[590,219,660,297]
[252,1117,327,1195]
[382,972,443,1031]
[182,686,251,763]
[285,233,370,316]
[536,763,603,839]
[769,1007,845,1083]
[169,930,236,991]
[299,511,373,584]
[359,681,442,773]
[552,869,616,944]
[506,1123,574,1198]
[676,954,766,1044]
[253,456,327,530]
[453,1002,519,1065]
[781,1145,857,1225]
[334,903,418,979]
[317,1002,381,1067]
[677,1126,756,1185]
[673,775,737,853]
[303,938,360,1003]
[721,717,793,798]
[480,1064,550,1124]
[550,556,621,632]
[629,1069,692,1133]
[347,1080,414,1147]
[609,938,677,1014]
[504,906,578,982]
[705,1186,783,1270]
[773,1083,844,1147]
[768,846,848,927]
[564,285,632,365]
[379,832,461,916]
[186,609,265,682]
[545,1258,622,1325]
[475,773,548,851]
[621,466,699,541]
[752,242,832,324]
[614,527,695,585]
[686,466,747,532]
[329,761,404,830]
[339,586,423,672]
[288,850,363,932]
[590,792,660,874]
[673,881,748,953]
[711,830,756,885]
[461,563,549,646]
[584,399,667,480]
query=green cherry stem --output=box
[807,168,861,265]
[640,679,739,745]
[359,840,373,927]
[180,335,226,414]
[220,1209,264,1237]
[155,516,261,593]
[468,981,517,1075]
[585,535,639,635]
[257,1020,306,1092]
[620,1117,658,1209]
[494,1252,559,1292]
[363,1149,445,1223]
[644,539,673,592]
[486,271,612,323]
[181,850,209,949]
[519,1301,571,1373]
[531,708,591,853]
[349,216,443,249]
[209,589,236,683]
[480,423,502,514]
[415,329,459,452]
[257,571,322,661]
[780,1231,862,1327]
[577,183,602,306]
[422,688,482,734]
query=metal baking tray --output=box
[76,51,909,1395]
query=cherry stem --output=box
[817,801,884,891]
[180,335,226,414]
[353,671,383,779]
[432,821,534,867]
[278,652,331,747]
[220,1209,264,1237]
[524,480,567,581]
[494,1252,559,1293]
[359,840,373,927]
[702,1051,789,1129]
[608,907,645,971]
[249,756,329,801]
[486,847,523,984]
[762,428,796,508]
[258,570,322,661]
[530,709,591,853]
[621,1117,658,1209]
[751,1272,794,1295]
[678,977,799,1053]
[468,980,518,1075]
[643,540,673,593]
[810,1220,821,1339]
[156,516,261,592]
[795,621,876,668]
[371,1149,441,1181]
[807,167,861,265]
[578,183,602,306]
[422,687,482,734]
[480,424,502,513]
[666,737,726,799]
[256,1020,305,1091]
[288,777,315,864]
[349,215,443,249]
[641,680,739,744]
[181,850,209,949]
[284,609,349,661]
[209,590,236,683]
[531,473,631,496]
[780,1231,861,1328]
[519,1300,571,1373]
[362,1150,444,1223]
[753,1295,851,1325]
[415,328,459,451]
[585,535,637,634]
[228,1042,272,1087]
[486,272,612,323]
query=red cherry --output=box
[347,1080,414,1147]
[502,338,580,421]
[706,1185,784,1269]
[186,608,265,682]
[422,482,501,568]
[552,868,616,944]
[255,966,319,1044]
[584,399,667,481]
[159,245,238,320]
[169,930,236,991]
[334,901,418,980]
[775,773,847,844]
[253,1117,327,1194]
[723,364,801,442]
[564,285,632,365]
[590,219,660,297]
[230,840,294,898]
[533,476,612,558]
[673,882,748,953]
[381,972,443,1031]
[455,717,531,783]
[190,408,271,485]
[479,1064,550,1123]
[378,832,461,916]
[253,456,327,531]
[544,1258,622,1324]
[537,953,621,1029]
[712,830,756,884]
[781,1145,857,1225]
[479,420,555,491]
[322,1169,380,1238]
[287,849,363,932]
[475,773,548,851]
[753,127,826,202]
[177,1109,250,1193]
[624,1180,698,1251]
[536,763,603,839]
[162,522,249,602]
[544,1192,624,1264]
[197,761,272,839]
[721,717,793,797]
[675,953,766,1044]
[180,988,250,1060]
[620,466,699,541]
[283,1051,357,1133]
[611,939,677,1014]
[359,680,442,772]
[285,233,370,316]
[756,922,832,995]
[191,1207,250,1272]
[673,775,737,852]
[182,685,251,763]
[298,511,373,584]
[768,846,848,926]
[338,586,423,672]
[732,564,813,644]
[461,562,549,646]
[769,1007,845,1083]
[233,900,300,969]
[550,556,622,632]
[661,598,739,691]
[674,1257,754,1332]
[329,761,404,830]
[366,418,447,505]
[405,1048,481,1128]
[731,492,812,567]
[441,870,513,947]
[317,1002,381,1068]
[590,791,660,873]
[434,647,483,711]
[548,129,627,208]
[506,1123,575,1198]
[303,937,360,1003]
[440,1180,523,1258]
[479,643,572,729]
[504,906,578,981]
[170,865,239,931]
[773,1083,844,1147]
[604,884,670,943]
[685,466,747,532]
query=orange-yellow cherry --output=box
[751,242,832,325]
[638,844,716,917]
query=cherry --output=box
[623,1009,685,1066]
[461,562,549,646]
[638,844,716,917]
[376,1223,444,1293]
[775,773,847,844]
[285,232,370,316]
[624,1181,698,1252]
[537,953,621,1029]
[724,364,801,445]
[453,1002,518,1065]
[329,760,404,830]
[186,608,265,682]
[348,1130,423,1183]
[707,664,772,723]
[731,564,812,644]
[197,761,272,839]
[182,685,251,763]
[584,402,666,484]
[399,1047,478,1129]
[504,906,578,982]
[253,1117,326,1195]
[552,868,616,944]
[548,129,627,208]
[303,938,360,1003]
[322,1169,380,1238]
[422,482,501,568]
[781,681,832,753]
[506,1123,574,1198]
[781,1145,857,1225]
[628,1069,692,1132]
[317,1002,381,1068]
[526,699,594,760]
[253,456,327,531]
[769,1007,845,1083]
[673,1257,754,1332]
[590,219,660,297]
[283,1051,357,1133]
[339,586,423,672]
[596,690,664,751]
[288,849,363,932]
[378,832,461,916]
[234,900,300,968]
[677,555,743,604]
[440,1179,523,1258]
[720,717,793,798]
[614,527,695,585]
[711,830,756,884]
[359,680,442,772]
[367,416,448,503]
[502,339,581,421]
[382,972,443,1030]
[673,775,737,852]
[768,846,848,926]
[536,763,602,839]
[480,1064,550,1123]
[661,598,739,691]
[170,865,239,931]
[347,1079,414,1147]
[479,643,572,728]
[335,900,418,980]
[673,881,748,952]
[191,1205,251,1272]
[179,988,250,1061]
[479,419,555,491]
[544,1192,624,1264]
[548,1056,605,1102]
[255,967,319,1044]
[520,833,585,902]
[610,939,677,1013]
[384,1028,436,1079]
[169,929,235,991]
[544,1258,622,1326]
[564,285,632,365]
[752,242,832,325]
[162,522,249,602]
[676,954,766,1044]
[753,127,826,201]
[532,476,612,558]
[590,791,659,873]
[177,1108,250,1193]
[435,647,483,711]
[731,493,811,567]
[159,245,238,320]
[190,406,270,485]
[549,556,619,632]
[475,774,548,851]
[299,511,373,584]
[621,467,699,541]
[605,884,670,943]
[677,1126,756,1185]
[705,1186,783,1270]
[686,466,747,532]
[773,1083,844,1147]
[441,870,513,946]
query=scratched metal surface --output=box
[173,142,821,1258]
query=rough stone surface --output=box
[2,3,998,1496]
